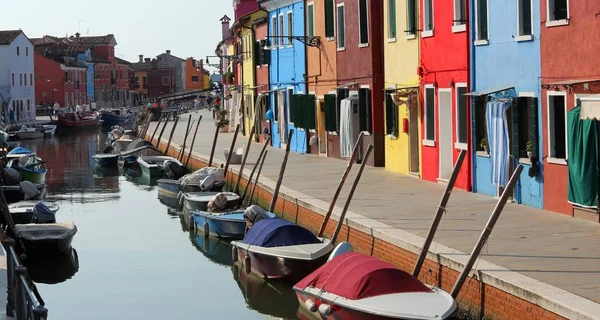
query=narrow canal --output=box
[19,128,300,320]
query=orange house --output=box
[184,57,205,90]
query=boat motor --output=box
[19,181,40,200]
[3,168,22,186]
[33,202,56,224]
[163,160,185,180]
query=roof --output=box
[295,252,431,300]
[157,52,185,62]
[115,57,131,65]
[68,34,117,46]
[131,60,172,72]
[0,30,25,45]
[242,218,321,247]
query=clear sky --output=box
[1,0,232,69]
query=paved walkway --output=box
[150,110,600,316]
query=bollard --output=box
[33,306,48,320]
[14,266,27,320]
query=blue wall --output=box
[78,49,95,103]
[471,0,543,208]
[268,0,307,153]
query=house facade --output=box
[115,57,132,106]
[184,57,206,91]
[469,0,543,208]
[156,50,186,92]
[77,49,95,104]
[540,0,600,219]
[0,30,36,122]
[419,0,471,190]
[383,0,421,175]
[131,58,176,99]
[253,16,271,144]
[333,0,385,166]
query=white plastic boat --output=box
[136,156,182,177]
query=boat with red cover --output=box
[294,250,457,320]
[57,112,101,127]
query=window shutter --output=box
[304,94,317,130]
[308,5,315,37]
[324,94,336,131]
[529,97,539,156]
[358,88,372,132]
[389,0,397,39]
[325,0,335,38]
[385,92,392,135]
[264,40,271,65]
[511,98,520,157]
[254,41,261,66]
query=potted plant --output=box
[216,109,230,132]
[526,141,533,158]
[480,138,488,154]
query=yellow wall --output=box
[383,0,421,175]
[203,74,210,90]
[134,71,148,94]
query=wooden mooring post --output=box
[184,116,203,168]
[164,114,180,156]
[223,124,241,179]
[208,124,221,167]
[177,115,194,162]
[269,129,293,213]
[248,150,268,207]
[233,124,256,194]
[239,137,270,206]
[155,114,170,148]
[149,114,164,144]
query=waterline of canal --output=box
[20,128,299,320]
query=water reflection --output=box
[23,248,80,285]
[190,234,234,267]
[93,165,120,178]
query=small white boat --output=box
[42,125,57,135]
[15,125,44,140]
[114,133,135,151]
[9,200,60,225]
[136,156,182,177]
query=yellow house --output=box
[383,0,421,176]
[203,71,210,90]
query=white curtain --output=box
[340,98,354,157]
[277,91,286,141]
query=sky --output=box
[1,0,233,71]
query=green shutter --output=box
[388,0,397,39]
[254,41,261,67]
[294,94,306,129]
[308,4,315,37]
[358,88,371,132]
[385,92,394,135]
[511,98,520,157]
[325,0,335,38]
[324,94,337,131]
[303,94,317,130]
[529,97,539,156]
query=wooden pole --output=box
[155,114,170,148]
[269,129,293,213]
[185,115,203,168]
[142,116,152,139]
[412,149,467,277]
[330,145,373,244]
[239,137,270,206]
[450,165,524,299]
[248,150,268,207]
[150,114,163,144]
[233,125,256,194]
[208,123,221,167]
[164,114,180,156]
[177,115,194,161]
[223,124,241,179]
[317,132,365,237]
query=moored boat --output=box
[57,112,101,127]
[6,147,35,161]
[42,125,57,135]
[191,204,276,240]
[8,200,60,225]
[114,133,134,151]
[7,155,47,184]
[136,156,182,177]
[93,153,119,166]
[293,248,457,320]
[15,222,78,256]
[100,109,127,126]
[181,192,241,212]
[15,125,44,140]
[0,181,47,203]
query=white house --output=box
[0,30,35,124]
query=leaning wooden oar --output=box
[208,123,221,167]
[239,136,270,206]
[269,129,293,213]
[318,132,365,237]
[155,114,170,148]
[412,149,467,277]
[164,114,180,156]
[150,114,164,144]
[233,124,256,194]
[177,115,194,161]
[450,165,524,298]
[247,150,268,207]
[330,144,374,244]
[223,124,241,179]
[184,115,203,168]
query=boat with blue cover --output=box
[231,218,332,282]
[6,147,36,161]
[192,208,276,240]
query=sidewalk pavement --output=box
[149,110,600,313]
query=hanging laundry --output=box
[485,101,511,187]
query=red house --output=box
[540,1,600,220]
[331,0,385,166]
[254,16,270,143]
[131,58,176,99]
[419,0,471,190]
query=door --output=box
[438,89,453,180]
[409,103,420,173]
[317,99,327,155]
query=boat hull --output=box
[13,167,47,184]
[295,293,399,320]
[101,113,126,126]
[139,164,163,177]
[114,139,133,152]
[16,131,44,140]
[18,234,75,256]
[94,155,119,166]
[1,183,46,204]
[192,211,246,240]
[57,115,100,127]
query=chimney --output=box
[220,15,231,40]
[166,50,171,55]
[139,55,143,62]
[144,58,151,63]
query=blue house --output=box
[468,0,543,208]
[260,0,307,153]
[77,49,95,104]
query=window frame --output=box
[336,3,346,50]
[516,0,534,41]
[325,0,336,40]
[307,2,315,37]
[474,0,489,45]
[162,76,170,86]
[279,13,285,47]
[16,46,19,56]
[452,0,467,33]
[546,0,570,27]
[454,83,468,149]
[388,0,397,41]
[406,0,417,39]
[271,15,278,47]
[423,84,436,146]
[358,0,370,47]
[286,10,293,47]
[546,91,568,165]
[422,0,434,37]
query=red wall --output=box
[116,64,130,90]
[334,0,385,166]
[540,1,600,215]
[234,0,259,21]
[93,45,115,64]
[34,54,65,106]
[147,69,176,98]
[62,68,87,106]
[419,1,471,190]
[255,22,270,144]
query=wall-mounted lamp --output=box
[449,80,455,87]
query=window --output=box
[337,3,346,49]
[424,86,436,143]
[475,0,488,41]
[325,0,335,38]
[547,92,567,162]
[423,0,434,36]
[25,47,28,56]
[547,0,569,25]
[512,96,538,159]
[162,76,170,86]
[143,76,147,88]
[23,74,27,86]
[192,75,199,82]
[336,88,349,130]
[30,74,32,85]
[271,16,278,47]
[385,91,398,136]
[287,11,293,45]
[455,85,468,147]
[358,88,372,133]
[308,3,315,37]
[287,88,294,123]
[11,73,14,86]
[272,92,279,121]
[453,0,466,32]
[388,0,397,40]
[406,0,417,36]
[517,0,533,38]
[16,46,19,56]
[279,14,285,47]
[19,74,22,86]
[324,94,337,131]
[358,0,369,46]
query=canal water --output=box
[19,128,301,320]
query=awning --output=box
[545,78,600,86]
[579,96,600,120]
[464,86,514,97]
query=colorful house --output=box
[540,1,600,220]
[184,57,206,91]
[253,15,271,144]
[383,0,421,175]
[260,0,309,153]
[331,0,385,166]
[0,30,36,122]
[419,0,471,189]
[305,0,338,156]
[469,0,543,208]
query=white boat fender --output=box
[203,221,209,238]
[304,299,318,313]
[244,255,251,274]
[231,247,238,262]
[328,242,353,262]
[318,304,333,317]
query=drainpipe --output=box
[235,30,246,135]
[468,0,476,193]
